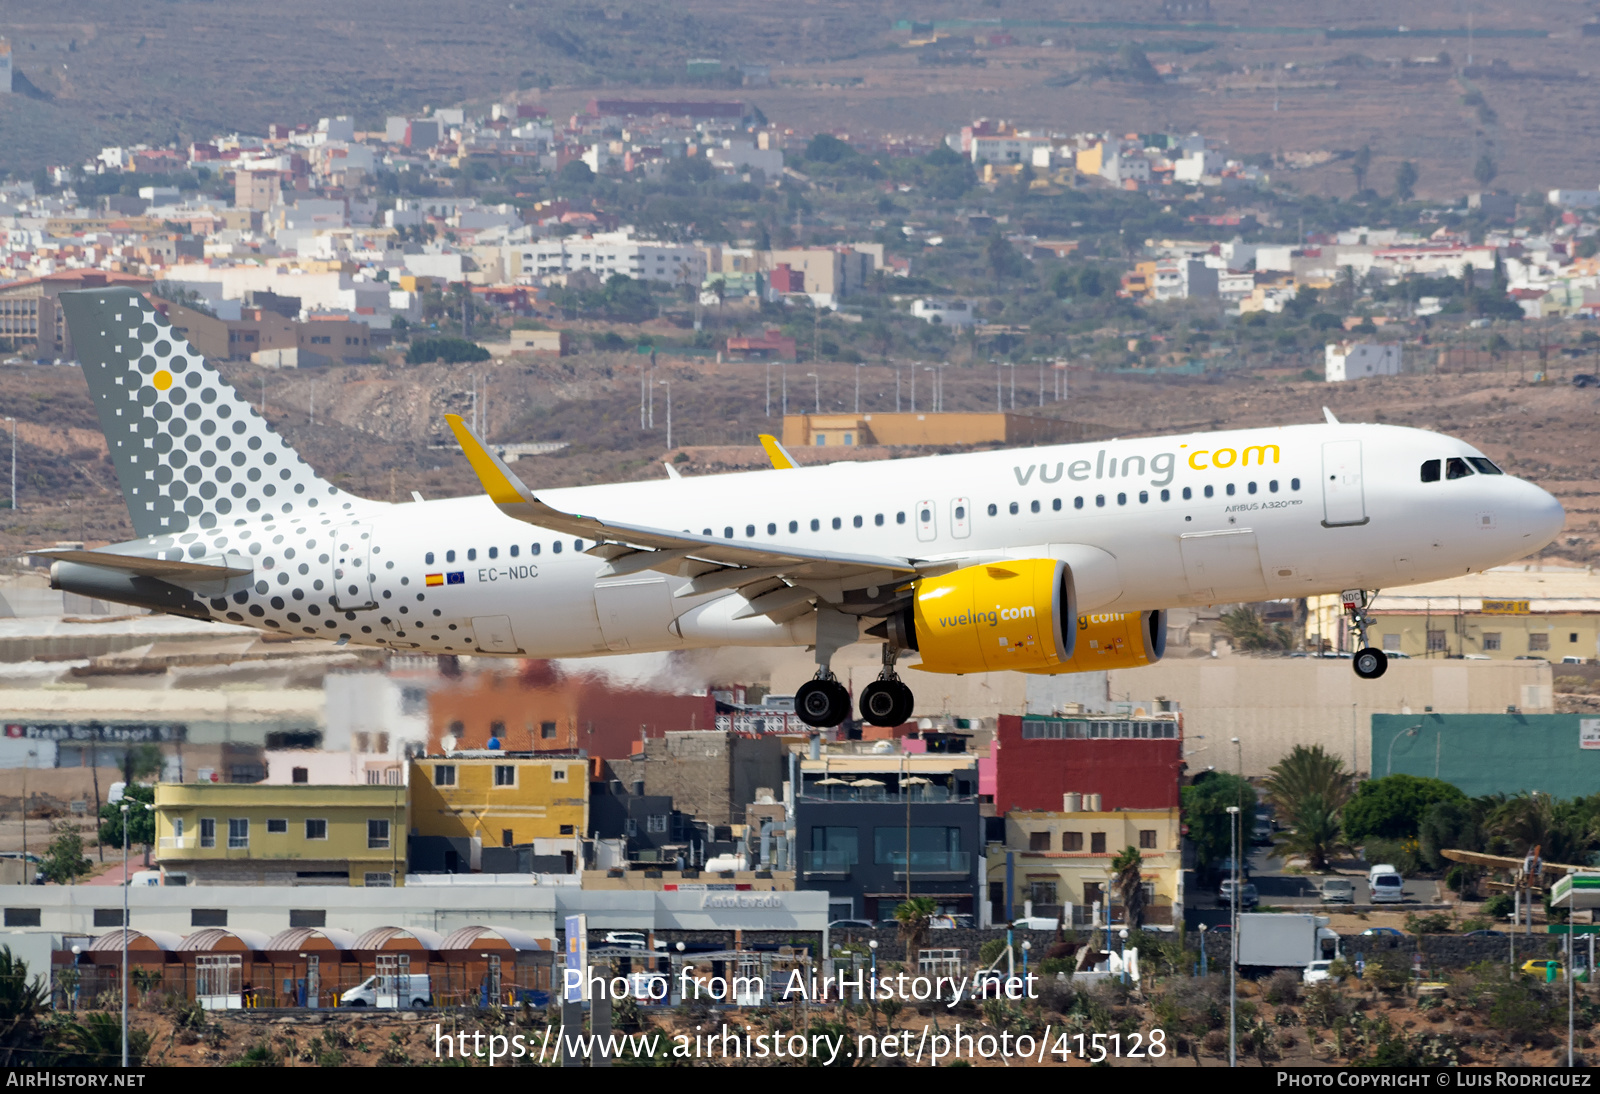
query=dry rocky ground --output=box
[103,961,1596,1067]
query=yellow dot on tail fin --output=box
[152,371,173,391]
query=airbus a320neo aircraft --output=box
[39,288,1564,729]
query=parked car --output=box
[340,974,432,1008]
[1520,959,1586,981]
[1465,930,1507,937]
[1367,864,1400,886]
[1251,820,1275,845]
[828,919,874,931]
[1302,959,1343,985]
[1361,927,1406,937]
[603,931,648,950]
[1219,879,1259,909]
[1319,877,1355,904]
[1370,873,1406,904]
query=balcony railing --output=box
[799,786,972,804]
[887,851,971,877]
[157,836,196,851]
[802,851,856,875]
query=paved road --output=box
[1190,830,1437,926]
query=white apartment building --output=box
[911,298,975,327]
[517,231,706,286]
[970,135,1054,165]
[1326,341,1402,382]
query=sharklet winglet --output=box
[759,433,799,470]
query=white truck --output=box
[339,974,432,1009]
[1237,913,1341,976]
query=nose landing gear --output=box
[859,644,915,727]
[1342,588,1388,680]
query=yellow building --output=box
[780,412,1089,449]
[1306,567,1600,661]
[409,753,588,851]
[153,783,407,887]
[987,807,1183,926]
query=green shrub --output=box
[405,337,490,365]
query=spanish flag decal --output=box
[425,573,444,587]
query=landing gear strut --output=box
[796,670,852,728]
[859,644,915,727]
[1342,588,1388,680]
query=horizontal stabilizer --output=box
[29,548,252,582]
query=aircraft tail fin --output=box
[59,287,355,539]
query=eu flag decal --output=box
[446,572,466,585]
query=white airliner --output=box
[40,288,1564,728]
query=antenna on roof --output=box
[1323,407,1340,425]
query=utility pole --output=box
[5,417,13,514]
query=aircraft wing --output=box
[1439,849,1586,875]
[447,415,918,612]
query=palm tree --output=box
[1276,793,1349,873]
[1111,846,1147,929]
[0,948,46,1065]
[1263,744,1353,817]
[894,897,938,968]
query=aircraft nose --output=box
[1519,481,1565,551]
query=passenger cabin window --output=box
[425,552,435,565]
[1420,459,1441,483]
[1446,457,1473,480]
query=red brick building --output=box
[993,712,1183,813]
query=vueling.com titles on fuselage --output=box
[1013,443,1282,489]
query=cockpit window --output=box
[1446,457,1473,480]
[1468,457,1503,475]
[1420,459,1441,483]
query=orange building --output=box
[427,662,718,758]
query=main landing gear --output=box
[796,671,852,728]
[794,609,917,729]
[1342,588,1388,680]
[795,646,917,729]
[859,644,915,728]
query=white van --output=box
[1367,864,1399,887]
[340,974,432,1009]
[1370,873,1405,904]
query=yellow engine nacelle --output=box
[904,558,1165,675]
[1033,610,1167,674]
[911,559,1074,674]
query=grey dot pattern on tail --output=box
[93,297,351,536]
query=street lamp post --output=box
[855,363,862,414]
[112,788,153,1068]
[658,381,672,452]
[1020,939,1031,985]
[5,416,14,514]
[1387,724,1422,776]
[1226,805,1241,1068]
[806,372,820,413]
